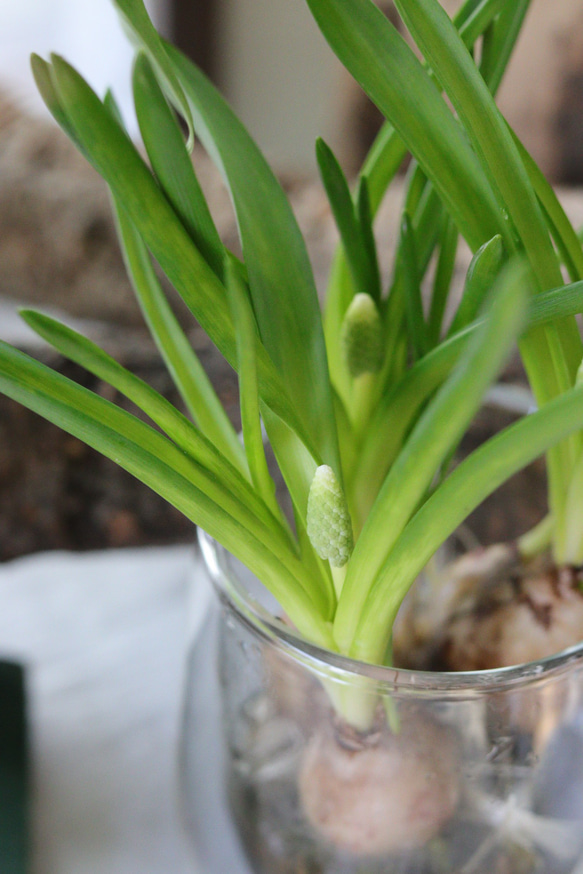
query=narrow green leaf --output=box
[0,341,307,593]
[354,275,583,524]
[30,54,85,152]
[392,0,581,535]
[109,0,195,149]
[352,381,583,664]
[392,0,557,285]
[316,138,379,302]
[132,52,224,279]
[19,309,287,546]
[225,258,278,514]
[0,342,338,640]
[335,259,530,653]
[356,178,381,302]
[403,161,429,219]
[479,0,531,94]
[529,281,583,326]
[378,187,444,394]
[42,55,317,462]
[324,125,407,408]
[509,126,583,283]
[359,124,408,214]
[306,0,503,251]
[457,0,510,49]
[427,213,458,346]
[447,234,504,337]
[163,42,341,478]
[111,197,246,474]
[400,214,428,360]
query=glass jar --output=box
[180,531,583,874]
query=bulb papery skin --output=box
[394,545,583,674]
[298,710,460,856]
[307,465,354,567]
[341,293,383,378]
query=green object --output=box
[307,466,354,568]
[0,661,28,874]
[341,294,383,378]
[2,0,583,732]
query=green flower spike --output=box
[307,465,354,568]
[341,293,383,378]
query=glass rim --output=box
[199,530,583,696]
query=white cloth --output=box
[0,546,208,874]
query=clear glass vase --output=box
[180,530,583,874]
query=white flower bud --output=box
[307,465,354,567]
[341,293,383,378]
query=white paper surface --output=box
[0,546,210,874]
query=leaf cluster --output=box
[3,0,583,665]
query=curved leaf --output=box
[39,55,318,463]
[352,382,583,663]
[163,42,341,478]
[110,0,195,148]
[132,52,224,278]
[20,309,285,544]
[306,0,503,251]
[335,260,530,652]
[0,341,337,641]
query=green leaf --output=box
[225,257,278,514]
[321,0,526,408]
[30,54,84,152]
[356,178,381,302]
[400,213,428,360]
[479,0,531,94]
[109,0,195,149]
[391,0,556,284]
[41,55,317,463]
[316,138,380,302]
[323,126,407,408]
[427,213,458,346]
[19,308,286,544]
[306,0,503,251]
[334,259,530,653]
[391,0,581,547]
[0,341,337,643]
[111,197,246,474]
[509,126,583,283]
[353,275,583,524]
[457,0,510,50]
[447,234,504,337]
[529,281,583,326]
[373,185,444,400]
[163,42,341,478]
[352,381,583,664]
[132,52,224,279]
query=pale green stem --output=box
[557,446,583,566]
[518,514,554,561]
[331,564,348,599]
[350,372,378,433]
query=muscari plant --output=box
[4,0,583,694]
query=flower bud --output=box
[307,465,354,567]
[341,293,383,378]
